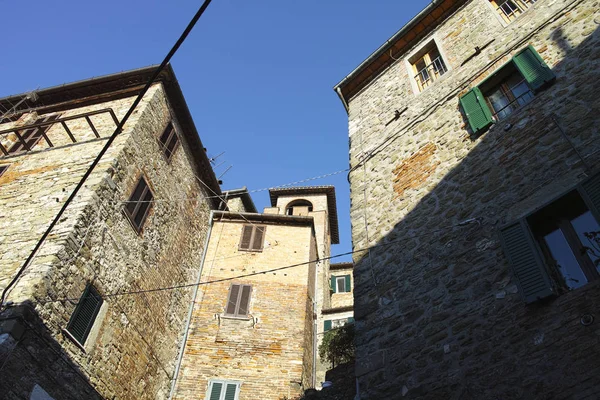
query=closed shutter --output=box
[344,275,351,292]
[330,276,336,293]
[499,220,554,303]
[239,226,253,250]
[67,285,103,344]
[251,226,265,251]
[459,87,494,135]
[324,320,332,331]
[224,383,238,400]
[225,285,240,315]
[209,382,223,400]
[579,172,600,223]
[237,286,252,316]
[513,46,555,93]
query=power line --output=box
[0,0,215,310]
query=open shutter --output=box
[226,285,240,315]
[67,285,103,344]
[344,275,351,292]
[324,320,332,331]
[237,285,252,316]
[579,172,600,223]
[330,276,336,293]
[224,384,238,400]
[251,226,265,251]
[513,46,555,93]
[459,87,494,135]
[209,382,223,400]
[499,220,554,303]
[239,226,253,250]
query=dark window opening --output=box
[225,284,252,318]
[66,284,103,344]
[239,225,265,251]
[158,123,179,161]
[124,176,153,232]
[0,164,9,178]
[480,63,533,121]
[285,200,314,216]
[528,190,600,291]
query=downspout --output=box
[168,210,215,400]
[336,87,349,114]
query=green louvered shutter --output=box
[347,317,355,324]
[224,383,238,400]
[513,46,556,93]
[459,87,494,135]
[67,284,103,344]
[579,172,600,223]
[209,382,223,400]
[330,276,336,293]
[344,275,351,292]
[499,220,554,303]
[324,320,332,331]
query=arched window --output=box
[285,200,313,216]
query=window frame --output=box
[479,63,534,122]
[486,0,539,25]
[224,283,253,319]
[157,122,180,162]
[404,37,450,94]
[238,225,266,252]
[205,380,241,400]
[66,284,103,345]
[123,175,154,234]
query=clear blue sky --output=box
[2,0,429,260]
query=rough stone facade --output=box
[0,67,219,399]
[337,0,600,398]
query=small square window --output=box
[409,41,448,92]
[238,225,266,252]
[331,275,351,293]
[66,284,103,345]
[124,176,154,232]
[206,380,241,400]
[158,122,179,161]
[490,0,537,24]
[224,284,252,318]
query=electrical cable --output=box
[0,0,214,310]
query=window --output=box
[124,176,154,232]
[66,284,103,344]
[490,0,537,24]
[330,275,351,293]
[500,172,600,303]
[285,199,314,216]
[0,164,9,178]
[460,46,555,135]
[409,41,448,92]
[7,115,59,154]
[206,380,241,400]
[324,317,355,332]
[158,122,179,161]
[238,225,265,251]
[224,284,252,318]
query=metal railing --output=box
[414,56,447,90]
[491,87,534,121]
[0,108,120,156]
[496,0,537,22]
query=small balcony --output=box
[414,56,448,92]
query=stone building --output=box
[334,0,600,398]
[0,66,221,399]
[171,186,340,400]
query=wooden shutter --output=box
[239,225,253,250]
[67,285,103,344]
[225,285,240,315]
[513,46,556,93]
[460,87,494,135]
[344,275,351,292]
[324,320,332,331]
[579,172,600,223]
[237,286,252,316]
[224,383,238,400]
[499,220,554,303]
[209,382,223,400]
[251,226,265,251]
[330,276,336,293]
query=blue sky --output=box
[1,0,430,260]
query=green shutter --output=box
[459,87,494,135]
[324,320,332,331]
[579,172,600,223]
[347,317,355,324]
[209,382,223,400]
[330,276,336,293]
[67,284,103,344]
[344,275,351,292]
[224,383,238,400]
[513,46,555,93]
[499,220,554,303]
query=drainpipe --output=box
[336,87,350,114]
[168,210,215,400]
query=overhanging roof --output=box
[269,186,339,244]
[0,65,223,209]
[222,187,258,213]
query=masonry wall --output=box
[173,219,317,400]
[345,0,600,398]
[0,83,213,399]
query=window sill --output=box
[238,248,263,253]
[61,328,86,353]
[221,314,252,321]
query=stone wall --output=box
[173,218,317,400]
[344,0,600,398]
[0,83,214,399]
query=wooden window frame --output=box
[407,40,448,93]
[66,284,103,345]
[224,284,253,319]
[123,176,154,233]
[157,122,179,162]
[488,0,538,25]
[206,379,241,400]
[238,225,266,252]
